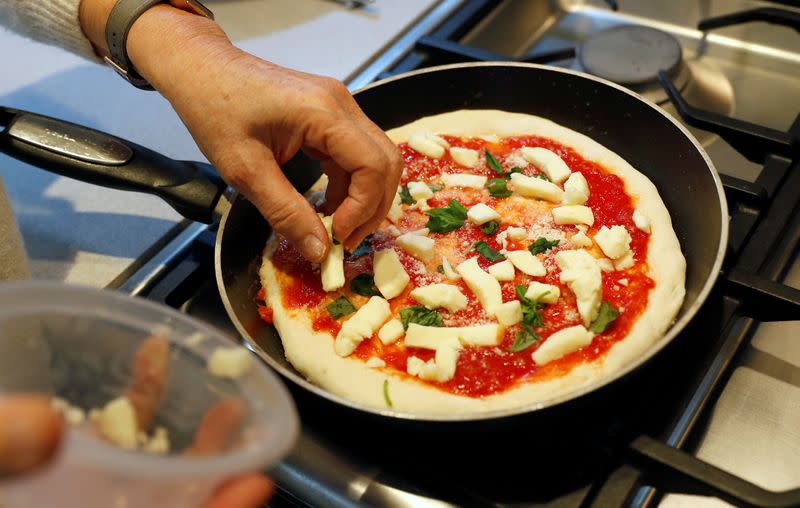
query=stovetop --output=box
[119,1,800,506]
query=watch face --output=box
[170,0,214,19]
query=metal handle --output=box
[0,106,226,224]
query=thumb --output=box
[0,395,63,476]
[226,145,330,263]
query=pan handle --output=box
[0,106,226,224]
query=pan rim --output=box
[216,61,729,422]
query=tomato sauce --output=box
[264,134,654,398]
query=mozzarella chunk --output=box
[432,346,459,382]
[562,172,590,205]
[405,323,501,348]
[505,250,546,276]
[456,257,503,316]
[597,258,615,272]
[633,208,651,233]
[378,318,404,345]
[571,231,593,248]
[387,192,403,223]
[441,256,461,280]
[467,203,500,225]
[366,357,386,369]
[410,283,468,312]
[487,260,515,281]
[208,347,253,379]
[334,296,391,357]
[396,232,435,261]
[618,278,629,286]
[408,227,430,236]
[407,356,426,376]
[478,133,499,143]
[594,225,632,259]
[496,230,509,252]
[495,300,522,326]
[428,134,450,148]
[506,227,527,241]
[407,181,434,201]
[441,173,486,189]
[555,250,602,326]
[98,396,138,450]
[614,250,636,270]
[509,173,563,203]
[552,205,594,226]
[525,282,561,304]
[319,215,345,292]
[143,427,170,454]
[520,147,571,184]
[408,132,446,159]
[448,149,480,169]
[532,325,595,365]
[385,225,401,236]
[373,249,410,299]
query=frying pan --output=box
[0,63,728,427]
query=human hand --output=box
[0,336,272,508]
[120,9,403,261]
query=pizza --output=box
[258,110,685,414]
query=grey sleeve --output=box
[0,0,101,61]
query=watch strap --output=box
[104,0,214,90]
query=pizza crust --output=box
[260,110,685,415]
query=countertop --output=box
[0,0,440,287]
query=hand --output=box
[93,6,403,261]
[0,336,273,508]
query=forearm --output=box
[78,0,235,95]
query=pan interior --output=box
[217,63,726,422]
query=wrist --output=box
[126,5,232,93]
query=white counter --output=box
[0,0,439,287]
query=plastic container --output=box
[0,281,298,508]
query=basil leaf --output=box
[528,237,560,255]
[474,241,505,262]
[427,184,444,192]
[437,264,445,274]
[533,172,550,181]
[515,284,544,328]
[399,305,443,330]
[484,149,505,174]
[350,273,380,297]
[480,221,499,235]
[425,199,468,233]
[589,300,620,333]
[326,296,356,320]
[486,178,512,198]
[448,199,468,218]
[509,323,540,352]
[383,379,393,407]
[510,166,524,175]
[399,186,413,204]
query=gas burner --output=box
[577,25,734,146]
[578,25,688,103]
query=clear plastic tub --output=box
[0,281,298,508]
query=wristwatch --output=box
[104,0,214,90]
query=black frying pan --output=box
[0,63,727,427]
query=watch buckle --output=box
[103,56,155,90]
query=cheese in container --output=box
[0,281,298,508]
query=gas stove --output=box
[119,1,800,506]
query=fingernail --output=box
[302,235,326,262]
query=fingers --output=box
[184,398,247,456]
[226,141,330,263]
[204,474,274,508]
[304,116,392,250]
[124,335,169,431]
[0,395,62,476]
